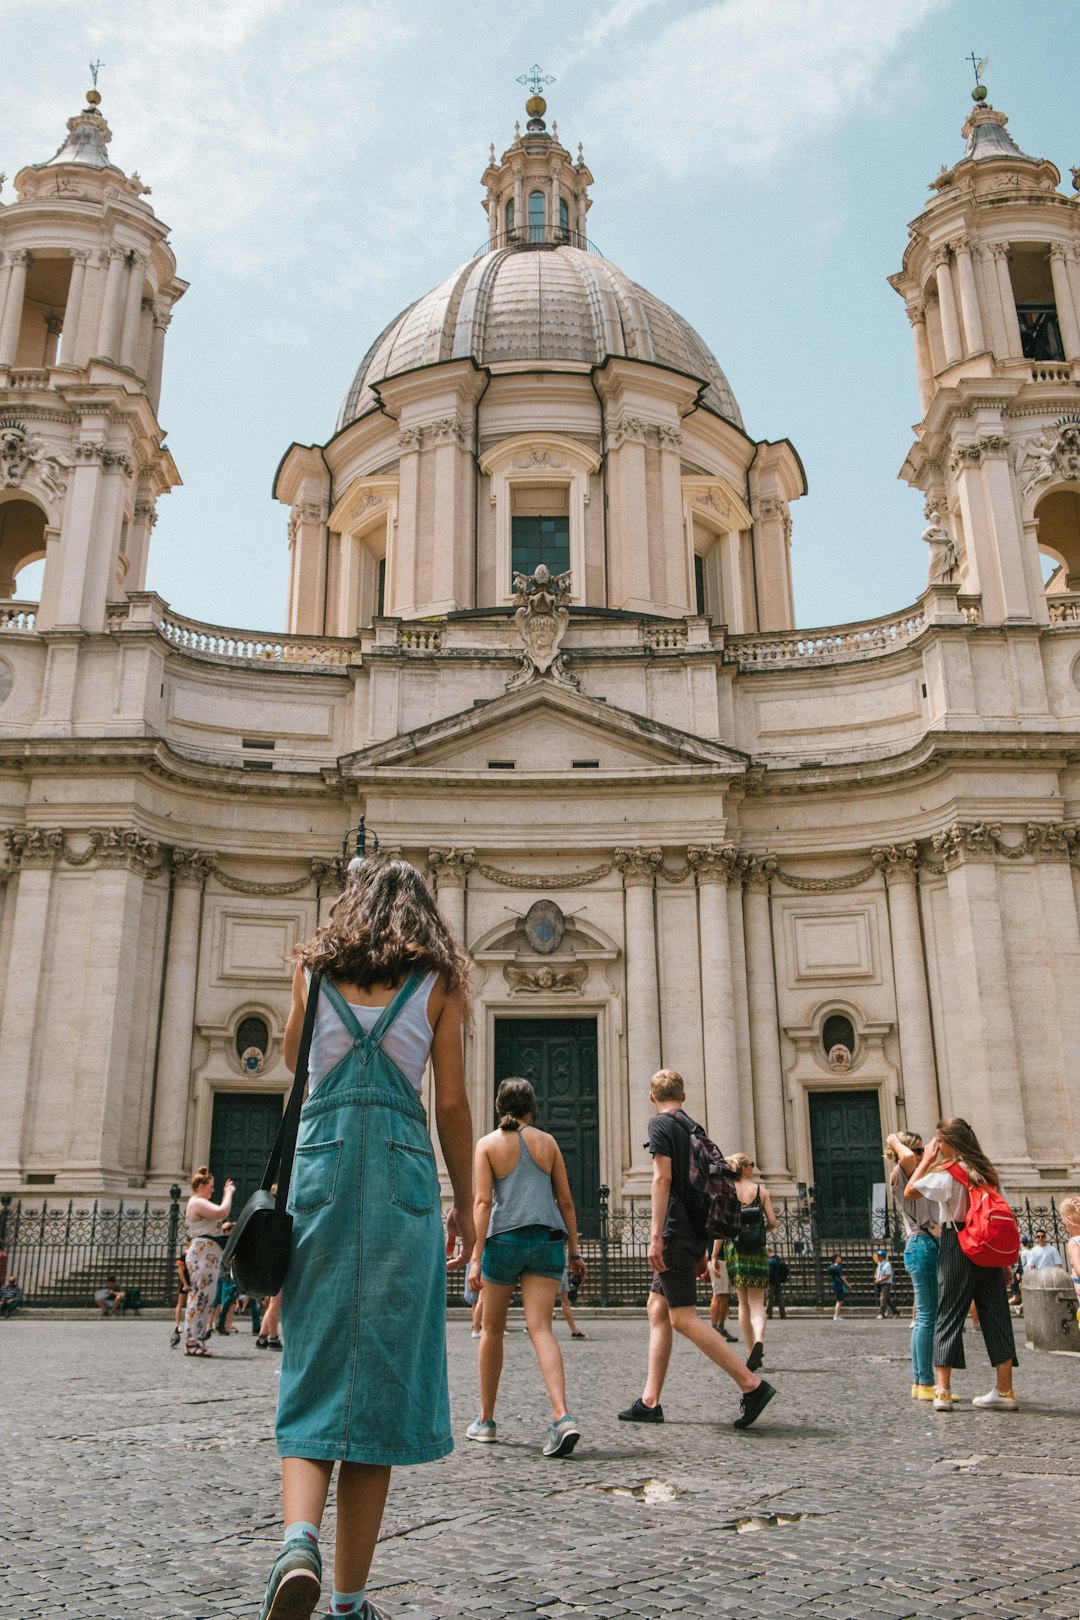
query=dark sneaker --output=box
[617,1397,664,1423]
[733,1379,776,1430]
[169,1327,181,1348]
[716,1326,738,1342]
[267,1336,284,1351]
[259,1537,322,1620]
[746,1341,764,1373]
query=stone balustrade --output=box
[1030,361,1075,384]
[145,604,360,667]
[729,604,929,669]
[0,600,37,631]
[1048,594,1080,624]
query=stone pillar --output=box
[0,249,30,366]
[934,825,1031,1174]
[59,250,89,365]
[147,850,215,1185]
[907,301,933,412]
[119,253,146,370]
[0,831,64,1180]
[126,495,157,593]
[933,250,963,366]
[1049,245,1080,360]
[689,845,743,1150]
[615,846,662,1183]
[1066,248,1080,354]
[607,416,652,611]
[873,844,939,1137]
[741,856,789,1180]
[97,245,129,361]
[427,848,474,947]
[989,244,1023,359]
[146,307,170,412]
[952,237,986,356]
[0,255,12,341]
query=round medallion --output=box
[240,1046,264,1074]
[827,1043,852,1072]
[524,898,565,956]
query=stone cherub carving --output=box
[0,420,70,497]
[506,563,580,691]
[1015,422,1080,497]
[921,511,959,585]
[504,962,589,994]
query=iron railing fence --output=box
[1,1190,1068,1311]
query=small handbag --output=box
[222,973,321,1298]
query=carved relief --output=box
[0,419,70,497]
[4,828,66,868]
[506,564,579,692]
[504,962,589,995]
[614,846,662,886]
[608,414,649,448]
[1014,420,1080,497]
[511,447,568,469]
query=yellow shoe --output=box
[913,1384,936,1400]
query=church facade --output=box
[1,82,1079,1229]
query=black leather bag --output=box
[222,974,321,1298]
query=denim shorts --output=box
[481,1225,566,1286]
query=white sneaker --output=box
[932,1392,955,1411]
[470,1329,481,1338]
[972,1388,1019,1411]
[466,1415,497,1442]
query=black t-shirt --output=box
[647,1110,696,1241]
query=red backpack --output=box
[947,1163,1020,1267]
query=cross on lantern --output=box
[517,64,555,96]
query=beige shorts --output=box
[709,1258,729,1296]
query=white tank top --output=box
[304,968,439,1093]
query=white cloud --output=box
[582,0,954,177]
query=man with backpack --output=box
[616,1069,777,1431]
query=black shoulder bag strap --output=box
[263,971,322,1215]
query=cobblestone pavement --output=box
[3,1312,1079,1619]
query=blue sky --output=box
[3,0,1076,631]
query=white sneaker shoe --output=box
[466,1415,497,1442]
[932,1392,955,1411]
[972,1388,1019,1411]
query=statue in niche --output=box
[506,563,580,691]
[921,511,958,584]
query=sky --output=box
[2,0,1077,632]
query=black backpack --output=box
[671,1110,741,1241]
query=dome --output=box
[337,243,743,431]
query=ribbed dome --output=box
[337,244,743,431]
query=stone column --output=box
[873,844,939,1137]
[146,307,170,412]
[989,244,1023,359]
[615,847,662,1182]
[427,848,474,947]
[933,249,963,366]
[0,249,30,366]
[0,831,64,1180]
[59,249,89,365]
[119,253,147,370]
[97,245,129,361]
[952,237,986,356]
[0,255,12,341]
[1066,248,1080,353]
[1049,245,1080,360]
[147,850,215,1185]
[907,301,933,412]
[689,845,743,1149]
[934,825,1030,1172]
[740,855,790,1180]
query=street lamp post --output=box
[341,817,380,867]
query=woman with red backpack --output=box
[907,1118,1020,1413]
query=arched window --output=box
[236,1015,269,1066]
[822,1014,856,1059]
[528,190,545,243]
[558,198,570,242]
[505,199,515,239]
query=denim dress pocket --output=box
[387,1139,438,1215]
[288,1139,343,1215]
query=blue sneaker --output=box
[466,1415,497,1443]
[543,1414,580,1457]
[259,1536,322,1620]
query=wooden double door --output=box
[808,1088,884,1238]
[208,1092,283,1214]
[493,1017,601,1237]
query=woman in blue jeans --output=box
[886,1131,940,1399]
[467,1077,587,1458]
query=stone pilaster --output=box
[739,854,789,1180]
[427,848,475,946]
[872,844,939,1137]
[147,850,216,1186]
[688,844,743,1149]
[615,846,662,1184]
[0,830,63,1182]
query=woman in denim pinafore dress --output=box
[258,857,475,1620]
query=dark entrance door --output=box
[493,1018,600,1236]
[808,1089,883,1238]
[208,1092,283,1214]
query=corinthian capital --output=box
[4,827,65,868]
[171,848,218,888]
[428,848,476,887]
[687,843,739,885]
[871,843,919,883]
[614,846,662,886]
[931,822,1000,864]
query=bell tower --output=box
[891,78,1080,624]
[0,81,183,629]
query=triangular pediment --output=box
[340,681,748,778]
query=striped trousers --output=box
[933,1225,1017,1371]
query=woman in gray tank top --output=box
[467,1077,587,1458]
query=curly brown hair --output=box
[294,855,471,1003]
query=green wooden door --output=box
[493,1018,601,1236]
[808,1089,884,1238]
[208,1093,283,1214]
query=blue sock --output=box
[329,1590,366,1614]
[283,1520,320,1550]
